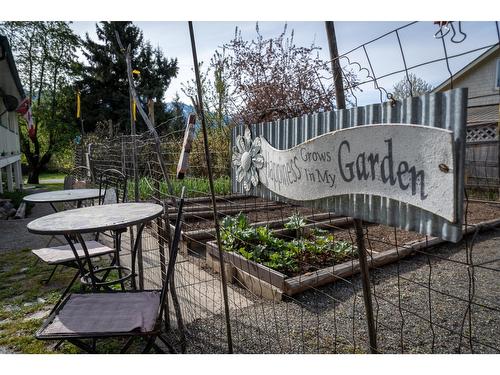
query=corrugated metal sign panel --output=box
[232,88,467,242]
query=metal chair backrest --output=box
[98,169,128,205]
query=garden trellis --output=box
[74,21,500,353]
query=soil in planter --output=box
[331,201,499,253]
[464,201,499,224]
[183,203,325,231]
[331,225,424,253]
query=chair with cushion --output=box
[31,241,117,293]
[35,190,185,353]
[32,168,127,285]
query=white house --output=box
[0,34,24,193]
[433,44,499,189]
[433,44,499,141]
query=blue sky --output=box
[70,21,499,106]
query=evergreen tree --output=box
[79,22,178,134]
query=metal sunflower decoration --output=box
[232,127,265,192]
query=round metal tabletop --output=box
[27,202,164,235]
[23,189,103,203]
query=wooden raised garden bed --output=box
[206,238,372,301]
[204,201,500,301]
[170,194,346,257]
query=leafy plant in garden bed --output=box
[220,212,354,276]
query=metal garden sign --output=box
[231,89,467,242]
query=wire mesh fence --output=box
[72,123,500,354]
[70,21,499,354]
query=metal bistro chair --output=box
[36,189,186,353]
[31,166,113,286]
[83,168,129,290]
[97,168,128,206]
[94,168,128,243]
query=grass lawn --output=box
[0,249,80,353]
[22,171,67,190]
[22,175,65,193]
[27,182,65,191]
[128,175,231,201]
[30,171,67,181]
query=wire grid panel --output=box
[79,129,371,352]
[71,21,500,354]
[79,118,500,354]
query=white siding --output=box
[449,55,500,107]
[0,106,20,158]
[0,103,21,156]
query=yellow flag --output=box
[132,100,137,122]
[76,91,81,119]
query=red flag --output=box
[16,97,30,115]
[16,98,36,141]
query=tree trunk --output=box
[25,150,52,184]
[21,130,53,185]
[27,166,41,184]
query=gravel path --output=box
[180,229,500,354]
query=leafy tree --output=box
[0,21,82,183]
[79,22,178,134]
[221,23,357,126]
[181,53,233,178]
[182,49,231,131]
[392,73,433,101]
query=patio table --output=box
[23,188,103,212]
[27,202,164,292]
[24,189,104,247]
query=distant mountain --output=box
[165,101,232,126]
[165,101,195,119]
